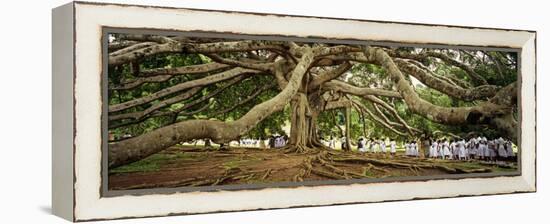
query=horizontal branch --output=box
[323,80,402,98]
[109,42,157,58]
[308,62,352,90]
[116,34,175,43]
[108,40,138,51]
[324,99,352,110]
[109,39,288,66]
[388,50,488,85]
[109,87,203,122]
[205,54,274,72]
[112,63,232,90]
[109,67,259,113]
[394,59,498,101]
[109,42,180,66]
[157,76,246,117]
[425,51,488,85]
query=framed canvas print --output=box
[52,1,537,222]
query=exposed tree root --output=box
[311,167,348,179]
[283,144,316,154]
[294,150,493,178]
[332,157,420,169]
[364,164,390,174]
[110,147,507,190]
[293,169,306,182]
[261,169,272,180]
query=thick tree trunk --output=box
[288,92,329,151]
[289,93,312,147]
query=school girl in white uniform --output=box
[441,139,451,159]
[477,140,486,160]
[372,139,379,153]
[411,141,419,157]
[468,138,477,159]
[450,140,457,160]
[497,137,508,158]
[430,141,438,158]
[404,142,411,156]
[458,139,467,160]
[505,141,514,158]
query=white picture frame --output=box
[52,1,536,221]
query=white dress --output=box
[430,142,438,158]
[412,143,418,156]
[405,143,411,156]
[442,141,451,158]
[358,140,366,152]
[479,143,488,157]
[276,137,282,148]
[483,142,491,157]
[498,144,508,157]
[458,140,467,159]
[477,143,485,157]
[505,142,514,157]
[380,141,386,153]
[390,141,396,153]
[469,139,477,156]
[489,141,497,158]
[497,138,507,158]
[450,142,457,158]
[372,142,379,153]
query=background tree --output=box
[107,34,518,168]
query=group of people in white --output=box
[236,135,288,149]
[238,138,260,147]
[323,135,515,162]
[268,135,288,148]
[356,138,404,156]
[190,134,515,163]
[428,137,514,161]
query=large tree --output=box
[107,34,518,168]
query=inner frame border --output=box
[100,27,524,198]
